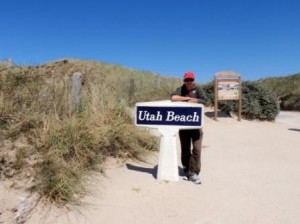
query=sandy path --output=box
[17,111,300,224]
[276,111,300,125]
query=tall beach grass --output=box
[0,59,172,205]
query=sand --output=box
[2,110,300,224]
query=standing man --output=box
[171,72,209,184]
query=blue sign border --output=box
[136,106,202,126]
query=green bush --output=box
[202,81,279,121]
[242,81,279,120]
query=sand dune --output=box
[2,110,300,224]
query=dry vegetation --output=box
[258,74,300,111]
[0,59,180,205]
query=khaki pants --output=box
[179,129,203,175]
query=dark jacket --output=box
[171,84,209,105]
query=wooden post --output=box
[72,72,82,110]
[238,77,242,121]
[214,79,218,120]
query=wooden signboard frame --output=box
[214,71,242,121]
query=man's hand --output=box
[187,98,198,103]
[171,95,199,103]
[172,95,192,102]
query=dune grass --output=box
[257,73,300,111]
[0,59,172,205]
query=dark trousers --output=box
[179,129,203,175]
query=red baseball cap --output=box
[184,72,195,80]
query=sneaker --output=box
[188,174,201,184]
[183,167,189,177]
[182,168,189,181]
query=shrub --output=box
[241,81,279,120]
[202,81,279,120]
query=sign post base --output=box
[157,128,179,181]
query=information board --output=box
[214,71,242,121]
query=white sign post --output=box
[135,100,204,181]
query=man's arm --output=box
[171,86,192,102]
[171,95,192,102]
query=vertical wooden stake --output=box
[238,77,242,121]
[72,72,82,111]
[214,79,218,121]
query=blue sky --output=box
[1,0,299,82]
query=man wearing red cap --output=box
[171,72,209,184]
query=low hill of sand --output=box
[1,110,300,224]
